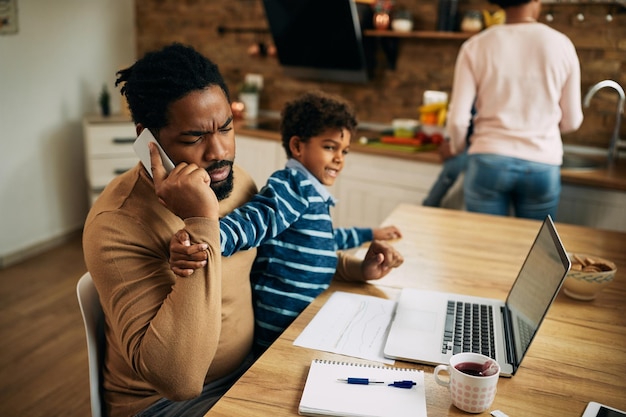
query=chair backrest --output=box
[76,272,106,417]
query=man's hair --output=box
[115,43,230,129]
[488,0,531,8]
[280,91,358,158]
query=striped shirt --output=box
[220,159,373,350]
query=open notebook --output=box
[299,359,426,417]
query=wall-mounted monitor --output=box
[262,0,372,83]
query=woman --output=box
[443,0,583,219]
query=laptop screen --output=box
[505,216,571,368]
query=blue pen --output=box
[338,378,384,385]
[338,378,416,388]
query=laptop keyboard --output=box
[442,300,496,358]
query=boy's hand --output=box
[373,225,402,241]
[361,240,404,281]
[169,229,208,277]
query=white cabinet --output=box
[558,184,626,232]
[331,153,441,227]
[83,115,136,205]
[235,134,286,189]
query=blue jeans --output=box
[463,154,561,220]
[423,152,468,207]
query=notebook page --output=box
[299,359,427,417]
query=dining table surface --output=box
[206,204,626,417]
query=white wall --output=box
[0,1,135,267]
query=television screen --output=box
[262,0,372,83]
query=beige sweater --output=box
[83,163,363,417]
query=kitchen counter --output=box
[236,121,626,192]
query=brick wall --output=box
[135,0,625,148]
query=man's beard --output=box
[208,161,234,201]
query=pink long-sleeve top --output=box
[446,22,584,165]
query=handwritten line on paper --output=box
[293,291,397,364]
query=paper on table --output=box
[293,291,396,364]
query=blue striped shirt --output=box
[220,159,373,350]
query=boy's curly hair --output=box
[280,91,358,158]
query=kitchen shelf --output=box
[362,29,471,70]
[363,29,471,40]
[542,0,624,5]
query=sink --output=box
[562,152,607,171]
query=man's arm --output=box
[85,143,226,400]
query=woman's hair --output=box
[488,0,532,8]
[280,91,358,158]
[115,43,230,129]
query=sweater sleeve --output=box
[83,212,224,401]
[558,40,584,133]
[446,43,477,155]
[333,227,374,250]
[333,252,365,282]
[219,170,309,256]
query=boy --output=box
[171,91,402,352]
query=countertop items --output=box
[235,121,626,192]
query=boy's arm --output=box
[333,225,402,250]
[333,227,374,250]
[220,170,309,256]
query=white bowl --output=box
[562,253,617,301]
[391,19,413,33]
[392,118,419,138]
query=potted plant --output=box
[238,74,263,120]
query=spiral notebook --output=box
[299,359,427,417]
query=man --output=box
[82,43,403,417]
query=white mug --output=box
[434,352,500,413]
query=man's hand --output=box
[149,142,219,220]
[169,229,208,277]
[361,240,404,281]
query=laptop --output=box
[383,215,571,377]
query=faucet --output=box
[583,80,625,165]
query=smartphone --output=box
[582,402,626,417]
[133,128,175,178]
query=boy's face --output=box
[291,128,351,186]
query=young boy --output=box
[170,91,402,352]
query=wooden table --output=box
[206,204,626,417]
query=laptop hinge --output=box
[501,305,517,371]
